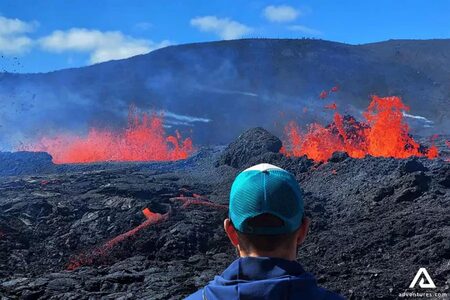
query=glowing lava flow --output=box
[283,96,439,162]
[67,209,168,270]
[66,193,225,270]
[22,107,194,164]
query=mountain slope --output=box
[0,38,449,149]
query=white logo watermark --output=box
[398,267,448,298]
[409,268,436,289]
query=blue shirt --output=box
[185,257,345,300]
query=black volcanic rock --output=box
[328,151,349,163]
[0,133,449,299]
[216,127,282,169]
[0,151,55,176]
[400,159,428,174]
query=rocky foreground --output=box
[0,128,449,299]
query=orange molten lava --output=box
[319,90,328,99]
[324,103,337,110]
[22,107,194,164]
[67,209,168,270]
[283,96,438,162]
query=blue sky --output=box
[1,0,449,73]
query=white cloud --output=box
[287,25,322,35]
[263,5,299,23]
[0,35,33,55]
[39,28,170,63]
[190,16,252,40]
[0,16,37,54]
[0,16,36,35]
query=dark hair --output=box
[234,213,299,252]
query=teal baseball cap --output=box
[229,163,304,235]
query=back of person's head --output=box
[225,163,308,259]
[234,213,300,253]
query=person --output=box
[186,163,345,300]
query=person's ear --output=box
[296,217,311,246]
[224,218,239,247]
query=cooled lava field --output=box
[0,128,449,299]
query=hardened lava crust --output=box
[0,128,449,299]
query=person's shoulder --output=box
[184,288,203,300]
[301,271,346,300]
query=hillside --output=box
[0,38,449,149]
